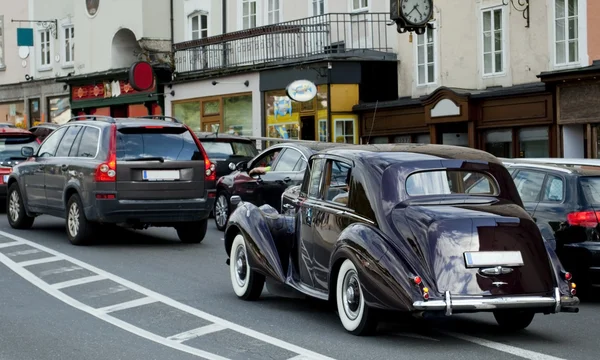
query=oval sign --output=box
[286,80,317,102]
[128,61,155,92]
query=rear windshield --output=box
[406,170,499,196]
[579,177,600,205]
[116,127,201,161]
[202,141,257,158]
[0,135,39,162]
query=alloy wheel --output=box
[8,190,20,222]
[67,202,80,238]
[215,195,229,228]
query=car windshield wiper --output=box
[123,156,165,162]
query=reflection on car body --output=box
[223,144,579,335]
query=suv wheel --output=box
[176,219,208,244]
[66,194,95,246]
[214,192,230,231]
[7,183,35,229]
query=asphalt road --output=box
[0,215,598,360]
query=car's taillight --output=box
[184,125,216,181]
[94,124,117,182]
[566,211,600,227]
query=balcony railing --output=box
[173,13,394,75]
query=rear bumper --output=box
[412,288,579,315]
[86,192,215,224]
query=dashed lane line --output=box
[0,230,336,360]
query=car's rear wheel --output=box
[176,219,208,243]
[493,310,535,331]
[230,234,264,300]
[7,183,34,229]
[335,259,377,335]
[214,192,230,231]
[66,194,95,246]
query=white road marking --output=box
[0,241,21,249]
[167,324,227,343]
[85,285,130,298]
[6,248,42,257]
[97,297,157,313]
[440,331,567,360]
[52,275,105,289]
[39,265,83,276]
[0,230,335,360]
[19,256,62,267]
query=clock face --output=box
[400,0,433,26]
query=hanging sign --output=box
[16,28,34,46]
[128,61,155,92]
[286,79,317,102]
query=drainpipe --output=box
[222,0,227,67]
[170,0,174,68]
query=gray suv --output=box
[6,115,217,245]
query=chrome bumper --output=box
[412,288,580,315]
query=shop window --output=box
[482,7,504,75]
[223,94,252,136]
[242,0,257,29]
[173,101,201,132]
[372,136,388,144]
[318,119,328,142]
[267,0,281,25]
[203,100,220,116]
[62,25,75,66]
[394,135,411,143]
[485,129,512,158]
[334,119,355,144]
[416,134,430,144]
[265,90,301,141]
[29,99,41,127]
[38,29,52,70]
[416,25,436,85]
[48,96,71,124]
[519,127,549,158]
[0,102,25,127]
[554,0,579,66]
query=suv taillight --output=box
[94,124,117,182]
[185,125,216,181]
[567,211,600,227]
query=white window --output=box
[190,13,208,40]
[39,29,52,69]
[242,0,257,29]
[0,16,4,68]
[334,119,356,144]
[312,0,325,16]
[482,7,503,75]
[267,0,281,24]
[351,0,368,12]
[555,0,579,65]
[416,27,435,85]
[63,25,75,65]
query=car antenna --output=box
[365,100,378,145]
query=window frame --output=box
[304,157,326,199]
[481,6,505,77]
[240,0,259,30]
[322,158,353,206]
[54,125,83,157]
[271,148,303,172]
[333,118,358,144]
[540,173,566,203]
[512,168,548,203]
[310,0,326,16]
[75,126,101,158]
[38,28,53,71]
[350,0,369,13]
[415,22,437,86]
[266,0,282,25]
[37,126,68,157]
[189,11,208,40]
[0,15,5,69]
[62,24,75,67]
[552,0,587,68]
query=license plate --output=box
[142,170,180,181]
[2,175,8,183]
[464,251,524,268]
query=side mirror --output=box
[230,195,242,206]
[236,161,248,171]
[21,146,35,157]
[228,162,236,171]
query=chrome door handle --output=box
[282,204,294,210]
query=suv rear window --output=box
[0,135,40,162]
[202,141,257,158]
[579,177,600,206]
[116,127,201,161]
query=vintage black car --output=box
[223,144,580,335]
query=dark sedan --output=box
[0,128,40,200]
[195,132,258,179]
[29,123,59,142]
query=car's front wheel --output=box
[493,310,535,331]
[176,218,208,243]
[66,194,95,246]
[335,259,377,336]
[7,183,34,229]
[214,192,230,231]
[229,234,264,300]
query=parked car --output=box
[224,144,579,335]
[0,128,41,202]
[6,115,216,245]
[0,123,17,128]
[214,141,346,231]
[503,159,600,295]
[194,132,258,179]
[29,123,60,142]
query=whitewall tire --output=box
[229,234,265,300]
[335,259,377,335]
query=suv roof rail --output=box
[68,115,116,123]
[135,115,181,123]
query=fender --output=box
[224,202,294,283]
[329,223,422,312]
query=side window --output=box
[324,160,352,205]
[542,175,564,202]
[272,149,302,172]
[307,158,325,198]
[293,158,307,172]
[513,170,546,202]
[68,125,86,156]
[252,149,280,169]
[37,127,67,157]
[77,127,100,158]
[55,126,82,157]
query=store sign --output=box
[128,61,155,92]
[286,80,317,102]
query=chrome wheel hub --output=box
[342,270,360,320]
[8,191,20,222]
[234,245,247,287]
[67,203,80,238]
[215,195,228,227]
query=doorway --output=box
[437,123,469,147]
[301,115,315,141]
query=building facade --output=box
[166,0,398,144]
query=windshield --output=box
[202,141,257,159]
[116,127,200,161]
[579,177,600,206]
[405,170,499,196]
[0,135,40,163]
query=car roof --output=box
[194,132,254,142]
[30,123,60,128]
[66,116,186,129]
[503,159,600,176]
[0,127,33,135]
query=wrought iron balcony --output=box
[173,13,395,75]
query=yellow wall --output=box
[331,84,359,112]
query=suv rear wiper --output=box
[123,156,165,163]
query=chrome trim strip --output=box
[554,287,561,314]
[413,295,559,313]
[445,290,452,316]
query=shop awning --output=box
[538,60,600,83]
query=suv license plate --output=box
[142,170,180,181]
